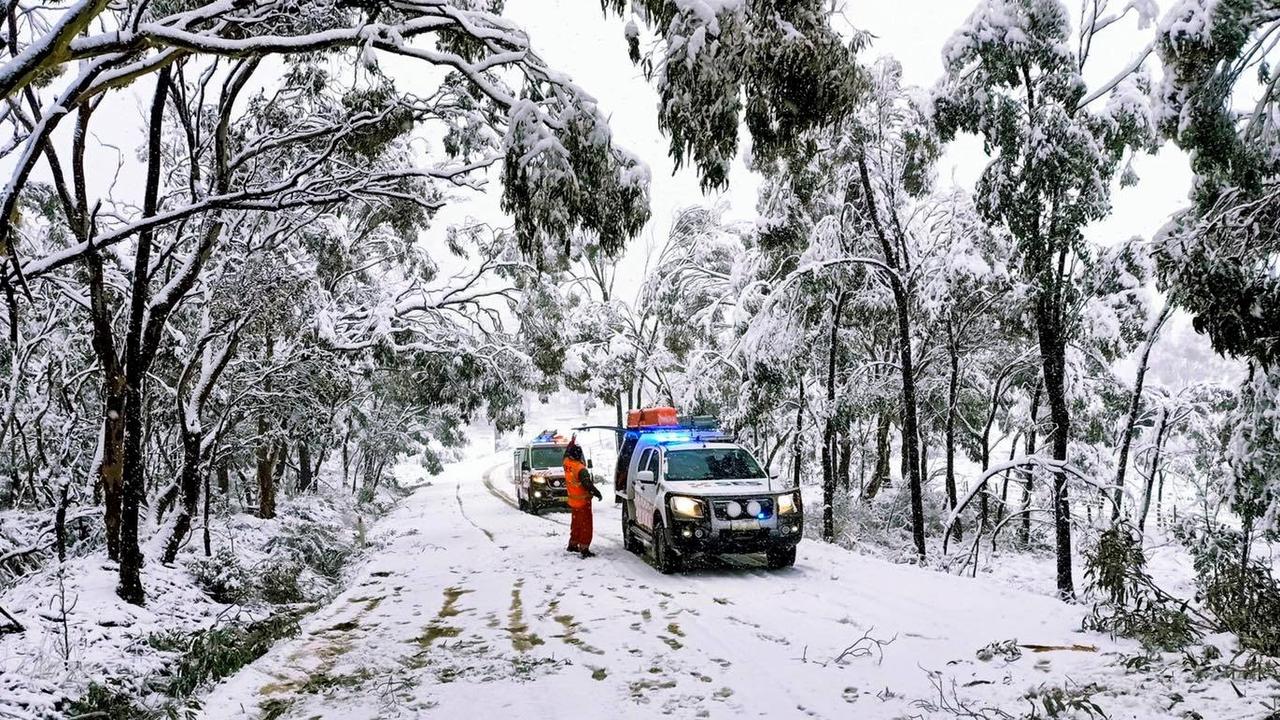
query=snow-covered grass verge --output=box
[803,482,1280,717]
[0,467,416,720]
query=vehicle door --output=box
[514,448,529,494]
[633,447,661,531]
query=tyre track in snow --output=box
[470,455,823,714]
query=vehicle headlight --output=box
[531,474,547,484]
[777,492,799,515]
[669,496,705,519]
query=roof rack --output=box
[623,407,734,443]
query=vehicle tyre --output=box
[517,492,528,512]
[766,546,796,570]
[622,505,643,555]
[652,518,681,574]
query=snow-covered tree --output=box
[934,0,1157,596]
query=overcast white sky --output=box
[485,0,1195,301]
[488,0,1237,386]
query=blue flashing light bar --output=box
[648,430,692,444]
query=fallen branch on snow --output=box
[0,602,24,633]
[1018,643,1098,653]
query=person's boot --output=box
[566,544,580,553]
[579,548,596,558]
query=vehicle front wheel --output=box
[622,506,643,555]
[766,546,796,570]
[652,519,682,574]
[517,492,528,512]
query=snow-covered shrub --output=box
[1178,522,1280,656]
[1081,526,1200,652]
[265,513,351,582]
[148,611,303,699]
[62,680,150,720]
[187,548,252,604]
[838,487,950,562]
[255,559,307,605]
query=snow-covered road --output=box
[198,440,1254,719]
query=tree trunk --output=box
[889,281,926,560]
[996,431,1020,528]
[615,393,624,450]
[1112,304,1170,521]
[1137,406,1169,536]
[919,428,929,491]
[202,471,211,557]
[837,433,852,493]
[100,383,126,560]
[822,292,845,543]
[298,442,313,493]
[792,375,804,493]
[217,460,230,495]
[117,70,171,606]
[865,412,891,500]
[1021,384,1041,547]
[1036,291,1074,598]
[945,334,961,540]
[257,337,276,520]
[256,431,276,520]
[162,428,202,564]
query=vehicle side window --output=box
[642,449,659,475]
[516,448,528,470]
[634,449,651,476]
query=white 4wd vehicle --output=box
[618,424,802,573]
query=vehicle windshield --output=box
[664,448,765,481]
[529,446,566,469]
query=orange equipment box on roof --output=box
[626,406,679,428]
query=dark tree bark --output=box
[257,336,277,519]
[1021,383,1041,547]
[298,442,313,493]
[217,460,230,495]
[1111,305,1170,521]
[202,472,211,557]
[1036,287,1074,598]
[1137,406,1169,536]
[164,329,240,564]
[865,412,891,501]
[996,431,1020,527]
[821,292,846,543]
[855,152,925,559]
[792,375,804,493]
[945,326,961,540]
[117,69,171,605]
[162,429,202,564]
[837,432,852,492]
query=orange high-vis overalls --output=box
[564,455,593,550]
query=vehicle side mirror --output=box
[521,461,531,471]
[636,470,655,485]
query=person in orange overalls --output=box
[564,438,601,558]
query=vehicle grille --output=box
[711,498,774,521]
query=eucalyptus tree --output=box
[1154,0,1280,553]
[934,0,1157,596]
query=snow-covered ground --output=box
[197,414,1273,719]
